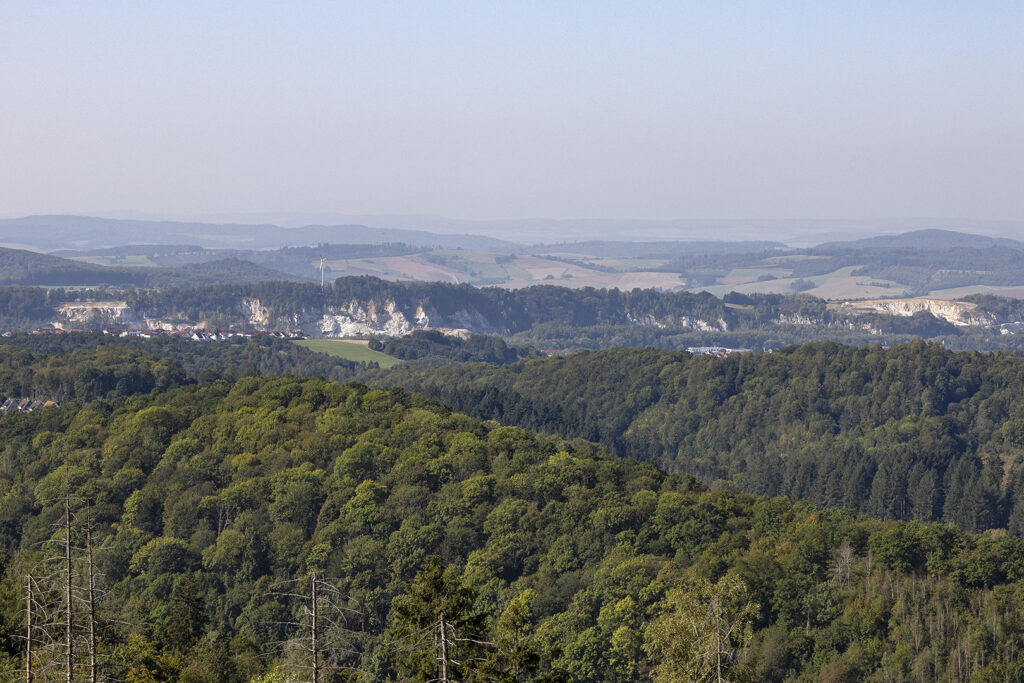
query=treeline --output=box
[0,333,363,385]
[120,277,1024,344]
[369,330,537,365]
[0,247,302,288]
[644,238,1024,296]
[121,277,835,334]
[795,246,1024,293]
[6,277,1024,355]
[83,242,422,276]
[507,320,946,353]
[0,345,186,403]
[368,341,1024,533]
[3,374,1024,680]
[0,287,70,330]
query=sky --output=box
[2,1,1023,224]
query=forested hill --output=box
[13,277,1024,355]
[0,246,303,287]
[0,333,365,385]
[368,341,1024,533]
[818,228,1024,251]
[3,372,1024,680]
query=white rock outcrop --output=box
[55,301,139,328]
[240,298,270,327]
[835,298,994,327]
[317,300,415,337]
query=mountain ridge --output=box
[818,228,1024,251]
[0,214,522,252]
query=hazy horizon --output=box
[3,2,1023,226]
[5,212,1024,249]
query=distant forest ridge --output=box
[5,352,1024,680]
[0,214,523,251]
[3,218,1024,299]
[367,341,1024,535]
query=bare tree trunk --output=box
[311,573,319,683]
[87,518,97,683]
[25,573,32,683]
[439,611,449,683]
[65,485,73,683]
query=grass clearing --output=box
[293,339,403,368]
[690,266,910,300]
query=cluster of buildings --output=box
[686,346,752,357]
[1,398,59,414]
[22,328,308,341]
[120,328,307,341]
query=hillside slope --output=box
[0,214,520,251]
[0,246,303,287]
[820,228,1024,251]
[369,341,1024,532]
[1,371,1023,680]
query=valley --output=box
[2,222,1024,681]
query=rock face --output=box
[626,313,727,331]
[55,301,139,328]
[240,298,270,327]
[317,300,416,337]
[312,300,506,338]
[44,293,1006,339]
[835,298,995,327]
[51,296,506,337]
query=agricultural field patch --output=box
[928,284,1024,299]
[325,255,463,283]
[71,255,161,267]
[691,267,910,300]
[719,267,792,285]
[292,339,403,368]
[322,250,690,290]
[585,257,671,271]
[763,254,826,263]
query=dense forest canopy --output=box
[0,333,364,385]
[2,365,1024,681]
[369,341,1024,534]
[369,330,538,365]
[0,247,304,288]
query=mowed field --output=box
[292,339,402,368]
[927,285,1024,299]
[325,256,462,283]
[692,267,910,299]
[325,251,689,290]
[322,249,927,298]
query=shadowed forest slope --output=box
[368,341,1024,533]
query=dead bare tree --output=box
[63,483,73,683]
[18,558,68,683]
[83,510,98,683]
[21,484,114,683]
[25,573,33,683]
[264,573,368,682]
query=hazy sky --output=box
[2,1,1022,222]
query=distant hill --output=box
[146,258,308,286]
[15,219,1024,300]
[0,214,522,251]
[819,228,1024,251]
[55,242,427,280]
[533,240,785,258]
[0,246,303,287]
